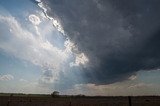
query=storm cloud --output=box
[37,0,160,85]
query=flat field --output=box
[0,94,160,106]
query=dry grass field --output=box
[0,94,160,106]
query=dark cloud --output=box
[40,0,160,84]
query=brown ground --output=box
[0,95,160,106]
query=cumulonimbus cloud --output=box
[37,0,160,85]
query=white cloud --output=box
[19,79,28,83]
[128,83,152,89]
[0,74,14,81]
[0,6,89,86]
[29,14,41,25]
[70,53,89,67]
[0,14,69,83]
[128,75,137,80]
[35,0,41,3]
[37,1,65,35]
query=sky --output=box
[0,0,160,96]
